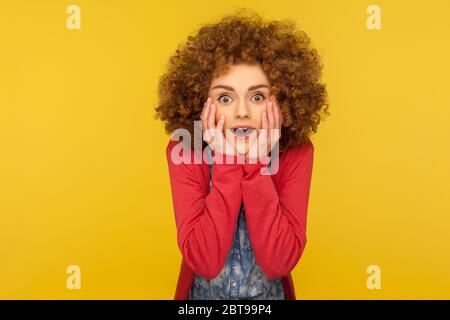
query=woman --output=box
[156,10,329,300]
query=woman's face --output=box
[207,63,272,156]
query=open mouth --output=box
[230,127,255,139]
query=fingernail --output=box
[220,114,224,119]
[268,102,272,108]
[207,97,211,103]
[211,103,215,109]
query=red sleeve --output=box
[241,140,314,279]
[166,141,245,279]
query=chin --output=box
[234,140,250,156]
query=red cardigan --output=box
[166,138,314,300]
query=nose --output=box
[235,99,250,119]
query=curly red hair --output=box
[155,9,329,152]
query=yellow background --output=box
[1,0,449,299]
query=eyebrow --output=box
[210,84,270,91]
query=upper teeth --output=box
[232,128,254,136]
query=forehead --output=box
[210,63,270,89]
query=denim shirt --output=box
[189,151,285,300]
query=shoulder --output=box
[268,138,314,187]
[166,138,207,171]
[166,139,197,161]
[280,137,314,168]
[166,139,178,158]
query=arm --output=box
[166,141,244,279]
[241,140,314,279]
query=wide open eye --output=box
[250,93,266,104]
[217,94,233,105]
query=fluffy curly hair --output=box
[155,9,329,152]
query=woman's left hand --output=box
[246,95,283,162]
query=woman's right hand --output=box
[200,97,236,158]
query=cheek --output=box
[253,109,264,129]
[215,105,231,121]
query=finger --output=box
[207,103,216,129]
[216,113,225,132]
[200,102,207,132]
[272,96,281,129]
[267,100,276,144]
[201,97,212,131]
[203,124,212,143]
[261,111,268,130]
[204,102,217,143]
[202,99,213,143]
[260,111,270,155]
[266,100,275,129]
[261,111,269,139]
[200,97,211,120]
[215,114,227,155]
[271,96,282,143]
